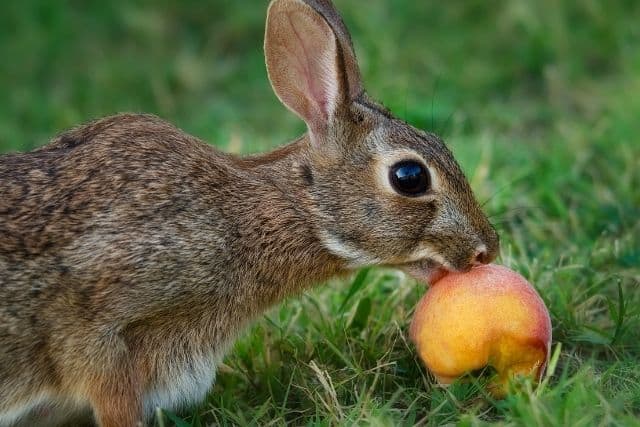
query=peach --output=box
[410,264,551,397]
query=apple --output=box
[409,264,552,397]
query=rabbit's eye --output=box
[389,160,430,196]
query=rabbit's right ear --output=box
[265,0,363,140]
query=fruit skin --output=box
[410,264,552,397]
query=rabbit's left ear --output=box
[265,0,362,138]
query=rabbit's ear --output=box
[265,0,362,139]
[302,0,363,98]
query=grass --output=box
[2,0,639,425]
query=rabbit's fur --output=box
[0,0,498,425]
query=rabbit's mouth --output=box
[399,258,449,286]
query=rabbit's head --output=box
[265,0,499,281]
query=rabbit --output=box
[0,0,499,426]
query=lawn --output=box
[1,0,639,425]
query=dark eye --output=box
[389,160,430,196]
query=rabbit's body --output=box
[0,114,345,424]
[1,0,499,425]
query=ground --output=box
[1,0,639,425]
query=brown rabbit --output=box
[0,0,499,425]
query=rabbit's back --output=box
[1,113,232,254]
[0,113,236,302]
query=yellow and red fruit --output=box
[410,264,552,397]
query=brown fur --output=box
[0,1,498,426]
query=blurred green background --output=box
[2,0,639,424]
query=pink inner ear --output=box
[285,12,330,121]
[265,0,342,135]
[281,8,338,127]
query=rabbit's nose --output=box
[472,245,491,266]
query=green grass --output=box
[2,0,639,425]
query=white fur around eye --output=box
[367,126,441,197]
[373,149,441,200]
